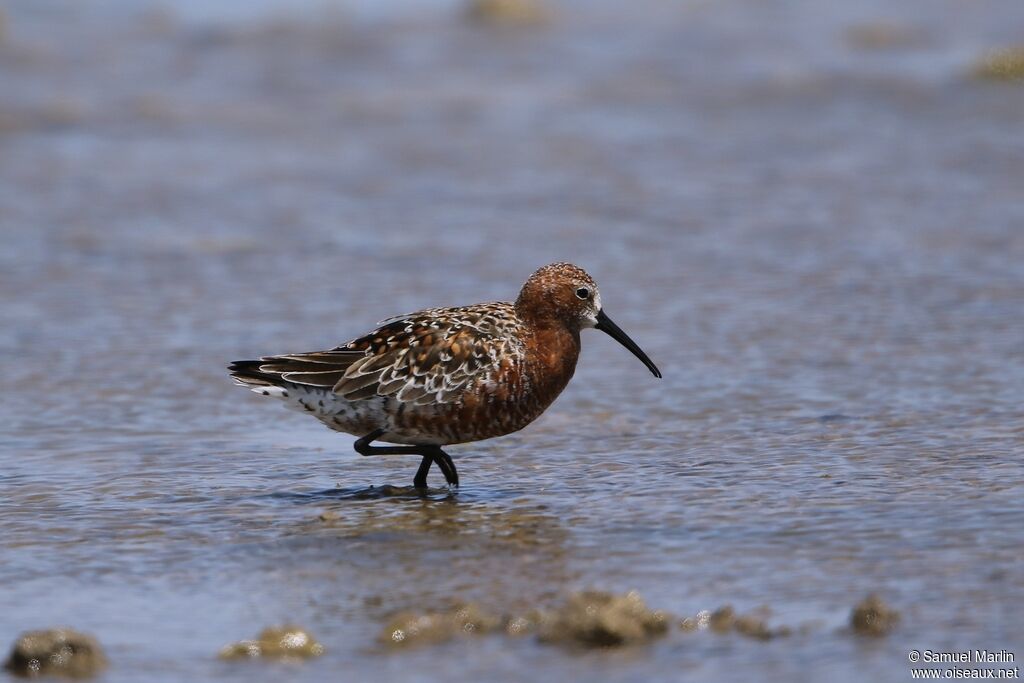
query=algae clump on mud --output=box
[380,591,669,650]
[972,47,1024,81]
[704,605,792,640]
[537,591,670,647]
[677,605,792,640]
[219,626,324,660]
[850,594,900,637]
[4,629,107,678]
[465,0,550,26]
[381,604,504,647]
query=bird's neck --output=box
[525,323,581,399]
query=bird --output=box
[229,262,661,489]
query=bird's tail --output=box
[228,359,292,397]
[229,350,360,397]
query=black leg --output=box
[427,447,459,488]
[354,429,423,456]
[354,429,458,489]
[413,456,432,489]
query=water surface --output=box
[1,0,1023,680]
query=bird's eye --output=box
[575,287,590,300]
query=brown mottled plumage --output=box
[230,263,660,489]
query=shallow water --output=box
[2,0,1023,680]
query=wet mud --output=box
[464,0,550,27]
[5,629,107,679]
[850,595,901,637]
[972,46,1024,81]
[379,591,668,650]
[219,626,324,660]
[380,604,504,647]
[536,591,670,648]
[701,605,792,640]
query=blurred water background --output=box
[1,0,1023,680]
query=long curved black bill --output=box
[595,309,662,378]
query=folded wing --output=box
[230,302,524,406]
